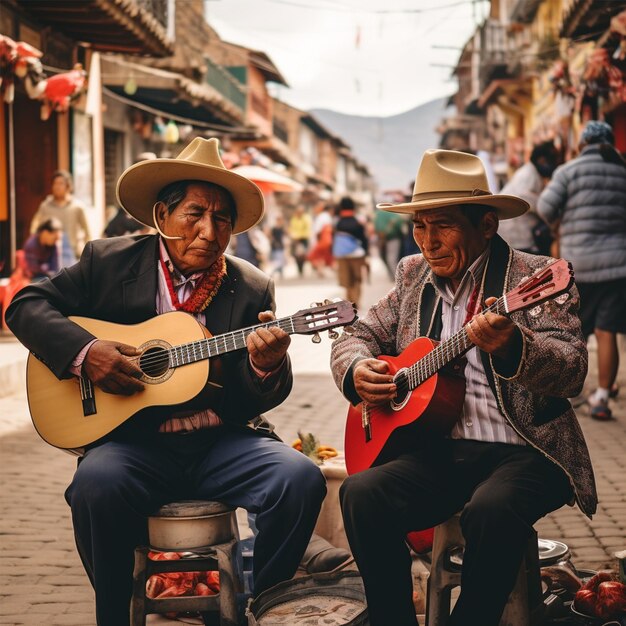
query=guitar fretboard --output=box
[168,317,296,367]
[399,296,506,390]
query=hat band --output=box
[411,188,491,202]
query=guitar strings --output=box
[129,312,339,373]
[393,296,504,393]
[133,318,296,371]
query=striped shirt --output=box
[431,248,526,446]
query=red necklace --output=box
[160,256,227,314]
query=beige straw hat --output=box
[377,149,528,220]
[116,137,264,234]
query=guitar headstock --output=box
[505,259,574,314]
[291,299,358,340]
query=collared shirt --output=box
[72,239,283,434]
[431,247,526,446]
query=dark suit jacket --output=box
[6,235,292,430]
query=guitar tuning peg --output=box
[311,332,322,344]
[310,302,317,308]
[343,325,355,335]
[323,299,332,305]
[316,301,324,307]
[328,329,339,340]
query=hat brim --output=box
[377,194,529,220]
[116,160,264,234]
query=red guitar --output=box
[344,258,574,476]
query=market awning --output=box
[18,0,174,57]
[101,55,245,127]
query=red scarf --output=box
[160,256,227,314]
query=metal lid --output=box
[538,539,570,565]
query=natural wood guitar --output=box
[344,259,574,475]
[27,300,357,450]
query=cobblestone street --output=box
[1,259,624,625]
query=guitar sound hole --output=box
[139,347,170,379]
[393,371,409,405]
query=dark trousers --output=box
[65,426,327,626]
[340,439,572,626]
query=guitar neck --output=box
[169,317,297,368]
[403,295,508,389]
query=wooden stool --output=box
[425,513,543,626]
[131,500,243,626]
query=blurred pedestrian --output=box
[23,218,63,280]
[233,229,262,267]
[332,196,369,309]
[498,141,560,255]
[288,205,312,276]
[374,205,404,279]
[538,121,626,420]
[268,214,288,278]
[308,202,334,277]
[30,170,89,261]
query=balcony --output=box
[17,0,174,56]
[479,19,509,88]
[204,57,246,115]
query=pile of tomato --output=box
[146,551,220,600]
[573,570,626,620]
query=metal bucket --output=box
[247,570,368,625]
[148,501,235,551]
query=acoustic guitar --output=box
[27,300,357,450]
[344,258,574,476]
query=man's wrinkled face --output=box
[157,182,233,275]
[412,206,496,286]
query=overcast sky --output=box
[205,0,489,117]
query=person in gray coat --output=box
[537,121,626,420]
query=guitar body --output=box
[27,312,212,450]
[344,337,466,475]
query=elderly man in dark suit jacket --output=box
[7,138,326,626]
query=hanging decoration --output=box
[163,120,180,144]
[0,35,86,120]
[0,35,43,103]
[549,59,576,156]
[39,64,87,120]
[124,75,138,96]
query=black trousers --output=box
[340,439,573,626]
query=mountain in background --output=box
[312,97,448,194]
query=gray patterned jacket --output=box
[331,235,597,518]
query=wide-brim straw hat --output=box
[377,149,528,220]
[116,137,264,234]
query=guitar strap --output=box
[419,282,443,341]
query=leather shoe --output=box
[300,533,352,574]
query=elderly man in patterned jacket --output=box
[331,149,597,626]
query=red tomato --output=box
[581,570,616,592]
[195,582,211,596]
[596,581,626,619]
[574,589,598,616]
[205,570,220,593]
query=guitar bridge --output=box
[362,404,372,442]
[79,377,97,416]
